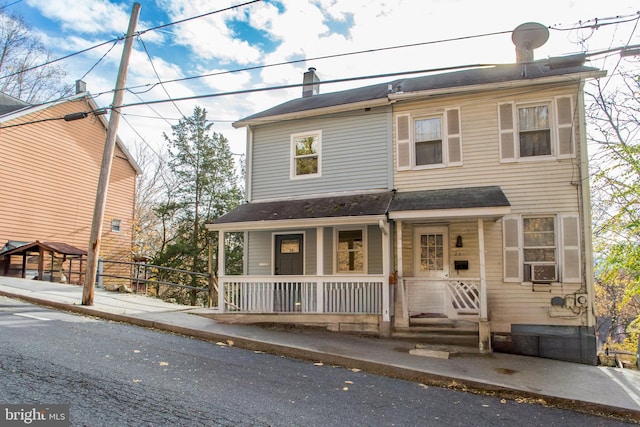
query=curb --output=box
[1,289,639,423]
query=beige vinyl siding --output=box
[0,99,137,263]
[392,84,587,329]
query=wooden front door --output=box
[274,234,303,311]
[274,234,303,275]
[410,226,449,316]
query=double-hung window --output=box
[291,131,321,179]
[396,108,462,170]
[503,214,581,283]
[499,96,575,161]
[336,228,366,273]
[519,105,551,157]
[522,216,556,281]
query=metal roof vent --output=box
[512,22,549,63]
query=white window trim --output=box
[396,107,462,171]
[502,214,582,285]
[290,130,322,180]
[111,219,122,233]
[516,100,554,160]
[334,226,367,274]
[522,214,558,283]
[499,96,575,163]
[412,113,447,171]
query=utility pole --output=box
[82,2,141,305]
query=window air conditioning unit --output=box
[531,264,557,282]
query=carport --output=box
[0,241,87,284]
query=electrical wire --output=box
[0,0,263,83]
[136,34,186,119]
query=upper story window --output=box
[291,131,321,179]
[519,105,551,157]
[396,108,461,171]
[336,228,366,273]
[499,96,575,162]
[415,117,443,165]
[111,219,121,232]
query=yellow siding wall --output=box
[0,98,137,263]
[393,84,587,330]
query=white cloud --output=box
[158,0,263,64]
[18,0,640,158]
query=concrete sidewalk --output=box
[0,277,639,423]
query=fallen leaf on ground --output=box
[159,361,169,366]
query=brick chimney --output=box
[302,67,319,98]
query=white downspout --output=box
[578,83,596,328]
[245,126,253,202]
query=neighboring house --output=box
[0,82,140,284]
[207,34,606,364]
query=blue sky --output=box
[3,0,639,155]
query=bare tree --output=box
[0,8,71,103]
[586,60,640,352]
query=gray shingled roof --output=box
[212,186,510,226]
[236,59,600,124]
[0,92,29,116]
[214,191,394,224]
[389,186,510,212]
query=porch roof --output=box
[388,186,511,220]
[0,241,87,257]
[208,191,394,231]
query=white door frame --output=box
[409,225,449,316]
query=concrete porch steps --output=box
[392,318,479,347]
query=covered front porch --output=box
[388,186,511,352]
[206,191,395,334]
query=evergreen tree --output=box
[154,106,243,304]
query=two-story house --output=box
[0,82,140,284]
[207,34,605,364]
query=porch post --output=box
[395,220,409,327]
[477,218,491,353]
[316,226,324,313]
[217,230,226,312]
[381,220,391,324]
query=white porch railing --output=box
[446,279,480,315]
[219,275,384,314]
[397,277,483,322]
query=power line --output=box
[0,0,263,82]
[136,34,186,119]
[138,0,263,34]
[0,37,121,82]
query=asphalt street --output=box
[0,297,634,426]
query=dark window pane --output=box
[416,140,443,165]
